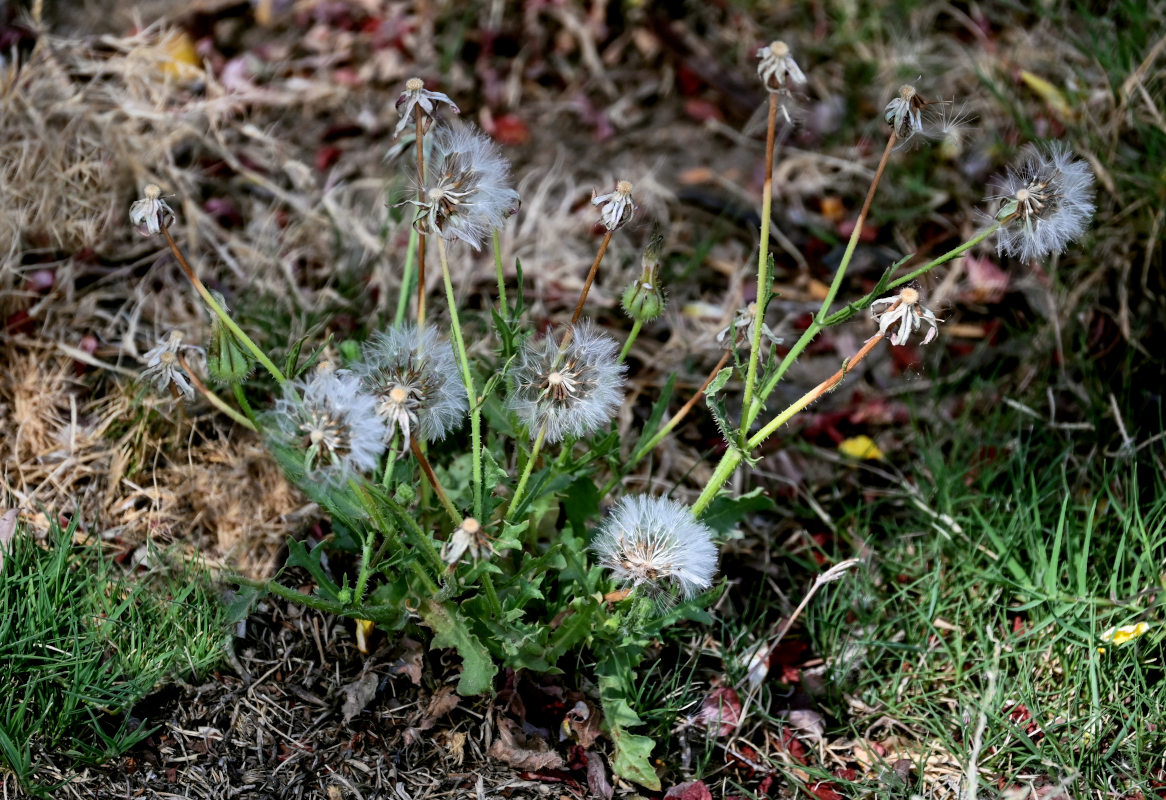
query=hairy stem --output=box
[618,319,643,363]
[415,105,428,328]
[739,93,780,445]
[436,236,483,519]
[162,227,287,386]
[508,425,546,521]
[411,437,463,525]
[493,229,508,311]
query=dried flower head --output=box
[756,40,806,92]
[884,84,928,141]
[871,287,941,346]
[507,321,625,444]
[408,124,520,250]
[353,325,466,449]
[717,302,781,350]
[129,184,174,236]
[441,517,494,567]
[592,180,636,231]
[592,495,718,600]
[990,142,1096,262]
[140,330,204,399]
[266,371,386,478]
[394,77,460,138]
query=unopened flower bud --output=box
[206,292,253,383]
[621,232,666,322]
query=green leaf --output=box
[284,539,341,601]
[223,585,261,627]
[419,600,498,696]
[701,487,775,535]
[564,477,601,537]
[705,366,734,396]
[610,729,659,791]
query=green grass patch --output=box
[0,516,226,793]
[806,411,1166,796]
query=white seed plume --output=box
[592,495,718,599]
[870,287,941,346]
[140,330,203,399]
[408,124,520,251]
[394,77,460,138]
[507,321,625,444]
[756,40,806,91]
[990,142,1096,263]
[592,180,636,231]
[353,324,467,449]
[129,184,174,237]
[266,370,386,479]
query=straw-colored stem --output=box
[162,227,287,386]
[415,106,428,327]
[508,426,546,521]
[435,236,483,519]
[176,354,256,430]
[568,230,614,331]
[410,438,462,526]
[739,93,780,446]
[693,334,885,517]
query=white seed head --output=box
[140,330,204,399]
[408,124,520,250]
[592,495,719,599]
[266,371,386,479]
[591,180,636,231]
[756,39,806,92]
[394,78,460,138]
[129,185,175,237]
[870,287,941,346]
[353,324,467,449]
[884,84,926,141]
[990,142,1096,262]
[507,321,625,444]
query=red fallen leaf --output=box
[758,775,776,796]
[777,728,808,764]
[834,768,858,781]
[806,780,845,800]
[727,743,761,775]
[490,113,530,146]
[665,780,713,800]
[3,309,32,334]
[315,145,342,172]
[675,64,704,96]
[692,687,741,736]
[683,98,723,123]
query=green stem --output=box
[619,319,643,363]
[493,229,508,311]
[176,354,256,431]
[353,529,376,606]
[508,426,546,521]
[887,222,1001,291]
[739,93,780,446]
[229,573,345,615]
[436,236,483,519]
[691,448,743,518]
[381,436,401,488]
[394,227,420,328]
[231,382,257,425]
[162,227,287,386]
[480,572,504,620]
[415,105,428,328]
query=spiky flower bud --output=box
[621,232,666,322]
[990,142,1096,262]
[756,40,806,92]
[870,287,941,346]
[407,124,520,251]
[394,77,460,138]
[507,321,625,444]
[129,184,174,237]
[353,324,467,449]
[140,330,204,399]
[206,291,252,383]
[592,495,718,600]
[592,180,636,231]
[265,371,386,479]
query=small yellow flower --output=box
[1099,622,1150,647]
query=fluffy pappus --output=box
[990,142,1096,262]
[592,495,719,600]
[353,324,466,449]
[507,321,625,444]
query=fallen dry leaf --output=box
[664,780,713,800]
[691,686,741,736]
[586,750,613,800]
[389,637,423,685]
[488,717,564,771]
[341,672,378,723]
[563,699,602,748]
[0,508,18,569]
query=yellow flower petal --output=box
[838,435,884,461]
[1100,622,1150,646]
[355,618,375,654]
